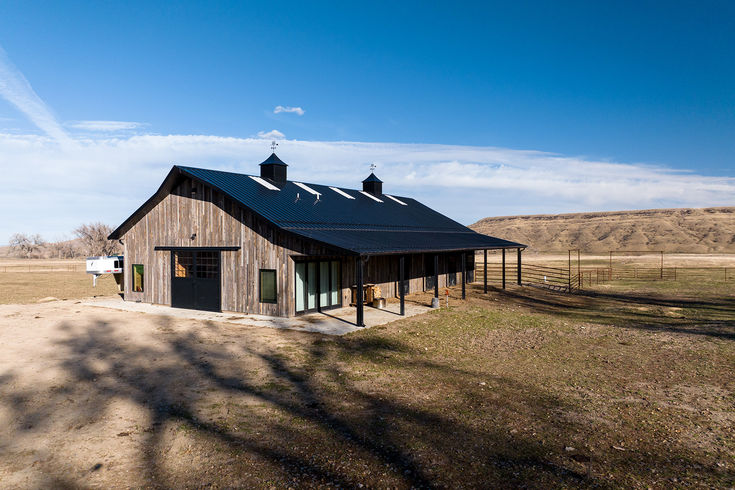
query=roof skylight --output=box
[359,191,384,203]
[294,182,321,198]
[385,195,407,206]
[249,175,280,191]
[329,187,355,199]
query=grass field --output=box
[0,257,733,487]
[0,271,119,304]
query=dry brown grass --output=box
[1,273,733,487]
[0,271,119,304]
[471,206,735,253]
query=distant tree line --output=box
[8,222,120,259]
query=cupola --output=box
[259,152,288,184]
[362,172,383,196]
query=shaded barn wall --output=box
[121,176,478,316]
[346,253,474,297]
[122,177,339,316]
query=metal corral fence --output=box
[579,267,732,287]
[477,264,732,292]
[0,263,85,273]
[477,264,577,292]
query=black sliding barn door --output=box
[171,250,221,312]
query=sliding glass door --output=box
[295,260,341,313]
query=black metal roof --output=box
[109,164,525,255]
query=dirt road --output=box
[0,299,313,488]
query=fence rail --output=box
[476,264,732,292]
[0,264,85,273]
[477,264,575,292]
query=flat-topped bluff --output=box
[470,207,735,253]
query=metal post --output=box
[568,250,572,291]
[434,254,439,298]
[517,248,522,286]
[399,255,405,316]
[502,248,506,289]
[356,257,364,327]
[578,249,581,290]
[660,251,664,279]
[483,249,488,293]
[461,252,466,299]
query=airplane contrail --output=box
[0,45,72,145]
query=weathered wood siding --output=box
[122,176,477,316]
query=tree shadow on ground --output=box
[469,284,735,341]
[1,310,731,487]
[1,316,596,488]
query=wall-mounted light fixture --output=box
[190,233,196,240]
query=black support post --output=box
[434,254,439,298]
[356,257,364,327]
[461,252,466,299]
[502,248,506,289]
[483,249,488,293]
[399,255,405,316]
[517,248,522,286]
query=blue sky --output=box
[0,1,733,244]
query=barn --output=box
[108,153,525,325]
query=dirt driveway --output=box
[0,299,317,488]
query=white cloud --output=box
[68,120,144,131]
[256,129,285,139]
[0,132,733,245]
[273,105,305,116]
[1,45,732,246]
[0,45,72,145]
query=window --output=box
[196,251,218,279]
[174,251,194,277]
[132,264,144,292]
[260,269,277,303]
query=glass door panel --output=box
[295,263,306,312]
[319,261,329,307]
[307,262,317,310]
[330,261,340,305]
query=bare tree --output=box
[74,223,120,256]
[8,233,46,258]
[48,240,78,259]
[9,233,31,258]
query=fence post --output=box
[568,250,571,292]
[577,249,581,290]
[660,251,664,279]
[516,248,522,286]
[502,249,506,289]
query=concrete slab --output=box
[81,296,431,336]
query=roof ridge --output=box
[175,164,413,199]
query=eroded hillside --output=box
[470,207,735,253]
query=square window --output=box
[132,264,144,292]
[260,269,277,304]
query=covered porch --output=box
[352,246,525,327]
